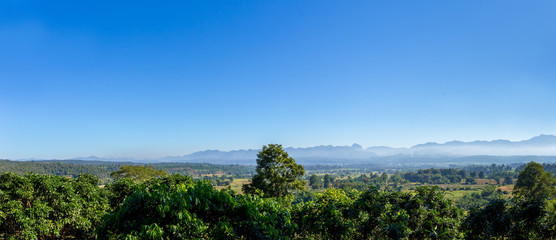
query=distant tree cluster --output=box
[307,174,335,190]
[456,185,505,210]
[110,165,168,182]
[0,159,122,179]
[154,162,254,177]
[402,168,467,184]
[333,173,390,191]
[463,164,513,176]
[0,160,255,181]
[201,174,234,186]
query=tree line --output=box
[0,160,254,180]
[1,145,555,239]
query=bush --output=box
[0,172,108,239]
[98,180,297,239]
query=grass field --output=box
[444,189,481,201]
[214,178,250,193]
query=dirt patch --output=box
[474,179,497,184]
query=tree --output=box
[463,193,555,239]
[309,174,323,190]
[463,199,511,239]
[465,177,476,185]
[323,174,333,188]
[513,161,556,201]
[504,176,514,185]
[242,144,305,197]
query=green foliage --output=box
[355,187,413,239]
[464,164,514,176]
[333,173,388,191]
[243,144,305,197]
[292,190,318,205]
[0,172,109,239]
[323,174,334,188]
[293,188,359,240]
[463,198,511,240]
[145,173,193,190]
[0,159,123,179]
[110,165,168,182]
[513,161,556,201]
[463,161,556,240]
[396,186,463,240]
[293,186,463,240]
[308,174,323,190]
[403,168,466,184]
[463,198,556,239]
[456,185,504,210]
[105,178,138,210]
[2,161,555,239]
[152,162,254,178]
[104,174,193,211]
[98,180,297,239]
[0,160,254,182]
[541,163,556,177]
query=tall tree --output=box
[243,144,305,197]
[513,161,556,201]
[323,174,333,188]
[309,174,323,190]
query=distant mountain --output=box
[14,134,556,166]
[150,134,556,165]
[286,143,375,159]
[158,149,259,164]
[407,134,556,156]
[154,144,376,165]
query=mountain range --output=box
[35,134,556,166]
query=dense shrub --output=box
[0,172,109,239]
[98,180,297,239]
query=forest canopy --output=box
[0,158,555,239]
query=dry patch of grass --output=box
[497,185,514,197]
[444,189,481,201]
[214,178,251,193]
[474,179,497,184]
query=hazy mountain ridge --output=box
[155,134,556,165]
[14,134,556,165]
[406,134,556,157]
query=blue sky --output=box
[1,1,556,159]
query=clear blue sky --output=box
[1,1,556,159]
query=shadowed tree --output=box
[323,174,334,188]
[513,161,556,201]
[309,174,323,190]
[464,162,556,239]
